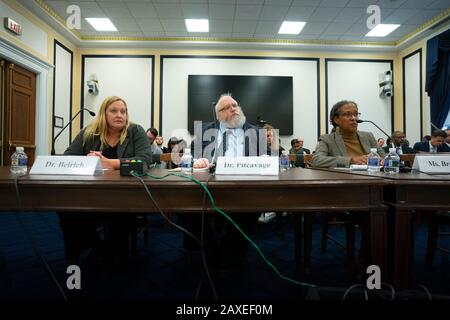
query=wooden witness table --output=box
[0,166,388,281]
[315,166,450,289]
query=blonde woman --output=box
[60,96,151,265]
[65,96,151,167]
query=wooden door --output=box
[2,62,36,166]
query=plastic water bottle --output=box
[279,150,289,172]
[10,146,28,175]
[384,148,400,174]
[181,148,193,174]
[367,148,380,173]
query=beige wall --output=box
[78,47,397,135]
[2,0,442,149]
[398,40,428,137]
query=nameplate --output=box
[412,155,450,174]
[215,156,279,175]
[30,156,103,175]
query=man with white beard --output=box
[183,93,261,274]
[192,93,260,165]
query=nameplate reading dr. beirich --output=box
[29,156,103,176]
[215,156,279,175]
[412,155,450,174]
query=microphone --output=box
[51,108,96,155]
[357,119,394,149]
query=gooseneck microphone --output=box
[51,108,96,155]
[357,119,394,149]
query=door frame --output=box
[0,37,53,157]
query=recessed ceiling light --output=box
[278,21,306,35]
[365,24,400,37]
[185,19,209,32]
[85,18,118,31]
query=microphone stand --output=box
[357,119,394,149]
[51,108,95,155]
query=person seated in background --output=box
[422,135,431,142]
[311,100,384,168]
[290,137,310,155]
[164,137,176,153]
[385,137,392,148]
[289,138,310,167]
[442,129,450,152]
[160,137,184,168]
[146,127,163,156]
[264,124,285,156]
[155,136,166,152]
[403,138,411,148]
[383,131,414,154]
[260,124,285,224]
[413,130,448,153]
[377,137,385,149]
[60,96,152,268]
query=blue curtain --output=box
[425,29,450,130]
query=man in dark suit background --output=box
[289,137,310,155]
[413,130,447,153]
[383,131,415,154]
[289,138,310,167]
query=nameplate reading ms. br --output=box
[412,155,450,174]
[30,156,103,175]
[215,156,279,175]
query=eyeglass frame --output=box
[218,103,239,113]
[338,112,361,119]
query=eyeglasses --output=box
[218,104,239,113]
[339,112,361,119]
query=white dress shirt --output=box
[218,123,245,157]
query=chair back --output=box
[160,153,173,169]
[400,154,415,168]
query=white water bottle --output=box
[181,148,193,174]
[367,148,380,172]
[279,150,289,172]
[10,146,28,175]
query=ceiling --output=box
[17,0,450,49]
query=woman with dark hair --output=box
[311,100,384,168]
[60,96,151,266]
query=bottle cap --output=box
[389,148,396,153]
[16,147,24,152]
[184,148,191,155]
[282,150,288,155]
[370,148,377,152]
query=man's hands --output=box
[193,158,210,168]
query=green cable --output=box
[136,171,316,288]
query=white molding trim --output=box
[0,37,53,157]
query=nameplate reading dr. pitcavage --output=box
[412,155,450,174]
[29,156,103,175]
[215,156,279,175]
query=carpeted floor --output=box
[0,212,448,300]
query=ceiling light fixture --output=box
[365,24,400,37]
[85,18,118,31]
[278,21,306,35]
[185,19,209,32]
